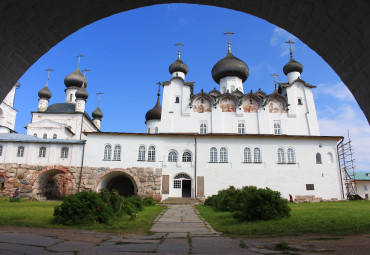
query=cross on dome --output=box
[44,68,54,87]
[175,42,184,58]
[271,73,279,89]
[76,54,84,69]
[96,92,104,107]
[285,40,295,58]
[224,30,235,52]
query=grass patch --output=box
[0,199,165,234]
[196,200,370,237]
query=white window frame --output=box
[287,148,295,163]
[174,180,181,189]
[43,134,47,139]
[17,146,24,157]
[316,152,322,164]
[113,145,121,161]
[278,148,285,163]
[254,148,262,163]
[274,120,281,135]
[244,147,251,163]
[104,144,112,160]
[168,151,178,162]
[155,127,158,134]
[138,145,146,161]
[200,121,207,134]
[39,147,46,158]
[210,147,217,162]
[61,147,69,158]
[148,146,156,161]
[53,134,57,139]
[238,121,245,134]
[182,152,192,162]
[220,147,228,163]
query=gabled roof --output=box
[278,77,316,88]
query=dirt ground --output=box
[1,226,369,254]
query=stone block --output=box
[17,174,24,179]
[20,179,30,185]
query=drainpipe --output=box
[78,141,86,192]
[194,135,197,198]
[336,137,345,199]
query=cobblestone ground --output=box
[0,204,369,254]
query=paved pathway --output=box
[0,204,336,254]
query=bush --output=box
[122,196,144,215]
[204,186,291,221]
[9,197,21,202]
[143,196,156,206]
[53,190,124,225]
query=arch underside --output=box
[97,171,137,197]
[0,1,369,123]
[33,169,73,200]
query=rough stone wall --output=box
[294,195,339,203]
[0,163,162,200]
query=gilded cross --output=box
[76,54,84,69]
[285,40,295,58]
[96,92,104,107]
[44,68,54,87]
[224,30,235,47]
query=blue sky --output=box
[15,4,369,169]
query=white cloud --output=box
[270,27,298,57]
[316,82,355,102]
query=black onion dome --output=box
[212,50,249,84]
[38,85,52,99]
[92,106,103,119]
[283,57,303,75]
[75,85,88,100]
[169,57,188,75]
[64,68,88,88]
[145,98,162,121]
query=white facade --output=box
[0,83,19,133]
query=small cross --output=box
[96,92,104,107]
[175,42,184,58]
[81,69,90,78]
[45,68,54,87]
[285,40,295,58]
[76,54,84,69]
[156,81,162,96]
[271,73,279,89]
[224,30,235,47]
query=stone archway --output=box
[0,1,370,123]
[33,166,75,200]
[96,171,138,197]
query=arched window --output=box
[168,151,178,162]
[17,146,24,157]
[33,133,37,137]
[43,134,47,139]
[53,134,57,139]
[0,145,3,156]
[287,148,295,163]
[148,146,156,161]
[244,147,251,163]
[316,153,322,164]
[210,147,217,162]
[278,148,285,163]
[155,127,158,134]
[39,147,46,158]
[104,144,112,160]
[175,97,180,103]
[61,147,69,158]
[138,146,146,161]
[113,145,121,161]
[200,122,207,134]
[147,128,150,134]
[254,148,262,163]
[0,176,4,190]
[220,147,228,162]
[182,152,192,162]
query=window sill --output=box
[277,162,286,164]
[253,162,263,164]
[102,159,111,161]
[147,160,156,162]
[287,162,296,164]
[219,162,228,163]
[208,162,218,163]
[112,160,121,161]
[137,160,146,162]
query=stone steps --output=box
[160,197,201,205]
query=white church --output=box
[0,39,344,202]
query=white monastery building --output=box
[0,39,344,202]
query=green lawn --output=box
[0,198,166,234]
[196,200,370,237]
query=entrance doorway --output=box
[174,173,192,198]
[97,171,137,197]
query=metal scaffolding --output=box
[338,131,357,199]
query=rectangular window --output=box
[238,121,245,134]
[306,184,315,190]
[200,121,207,134]
[364,185,368,191]
[174,180,181,189]
[274,120,281,135]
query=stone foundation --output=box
[0,163,162,200]
[294,195,339,203]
